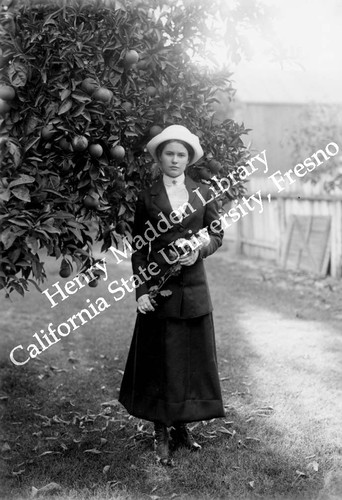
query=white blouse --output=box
[162,173,189,212]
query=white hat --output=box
[146,125,204,165]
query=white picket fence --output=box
[223,177,342,278]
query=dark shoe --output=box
[154,423,174,466]
[170,423,202,452]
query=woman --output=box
[119,125,225,466]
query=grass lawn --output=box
[0,247,341,499]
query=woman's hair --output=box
[156,140,194,164]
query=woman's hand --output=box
[178,249,199,266]
[137,294,155,314]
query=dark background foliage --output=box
[0,0,250,295]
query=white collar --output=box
[163,173,185,187]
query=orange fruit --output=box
[59,259,72,278]
[81,77,99,95]
[110,145,125,160]
[83,194,99,209]
[208,159,223,174]
[0,99,11,114]
[59,137,72,152]
[92,268,105,278]
[146,86,157,97]
[124,50,139,66]
[88,279,99,288]
[136,59,147,70]
[72,135,88,152]
[149,125,163,137]
[198,167,212,181]
[92,87,113,103]
[41,123,55,140]
[116,221,126,234]
[89,143,103,158]
[121,101,133,113]
[0,85,15,100]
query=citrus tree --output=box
[0,0,251,296]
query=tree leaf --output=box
[24,136,40,152]
[7,140,21,167]
[0,189,10,202]
[1,228,18,250]
[8,62,28,87]
[8,174,35,189]
[58,99,73,115]
[11,186,31,202]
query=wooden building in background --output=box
[216,68,342,277]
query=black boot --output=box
[154,422,174,466]
[170,423,202,451]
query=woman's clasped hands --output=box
[177,248,199,266]
[169,247,199,267]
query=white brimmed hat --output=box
[146,125,204,165]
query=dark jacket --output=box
[131,175,223,319]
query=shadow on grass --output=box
[0,251,338,499]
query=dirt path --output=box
[209,250,342,499]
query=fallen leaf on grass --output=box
[307,461,319,472]
[291,470,308,486]
[52,415,70,425]
[218,427,235,437]
[199,432,216,439]
[84,448,101,454]
[38,451,62,457]
[248,480,255,489]
[107,480,121,488]
[34,413,52,426]
[68,356,79,364]
[250,406,274,417]
[237,440,247,449]
[12,469,25,476]
[31,482,62,497]
[136,421,145,432]
[295,470,308,478]
[101,399,120,408]
[245,437,261,443]
[49,365,67,373]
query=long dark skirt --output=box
[119,312,225,427]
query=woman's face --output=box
[159,141,189,178]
